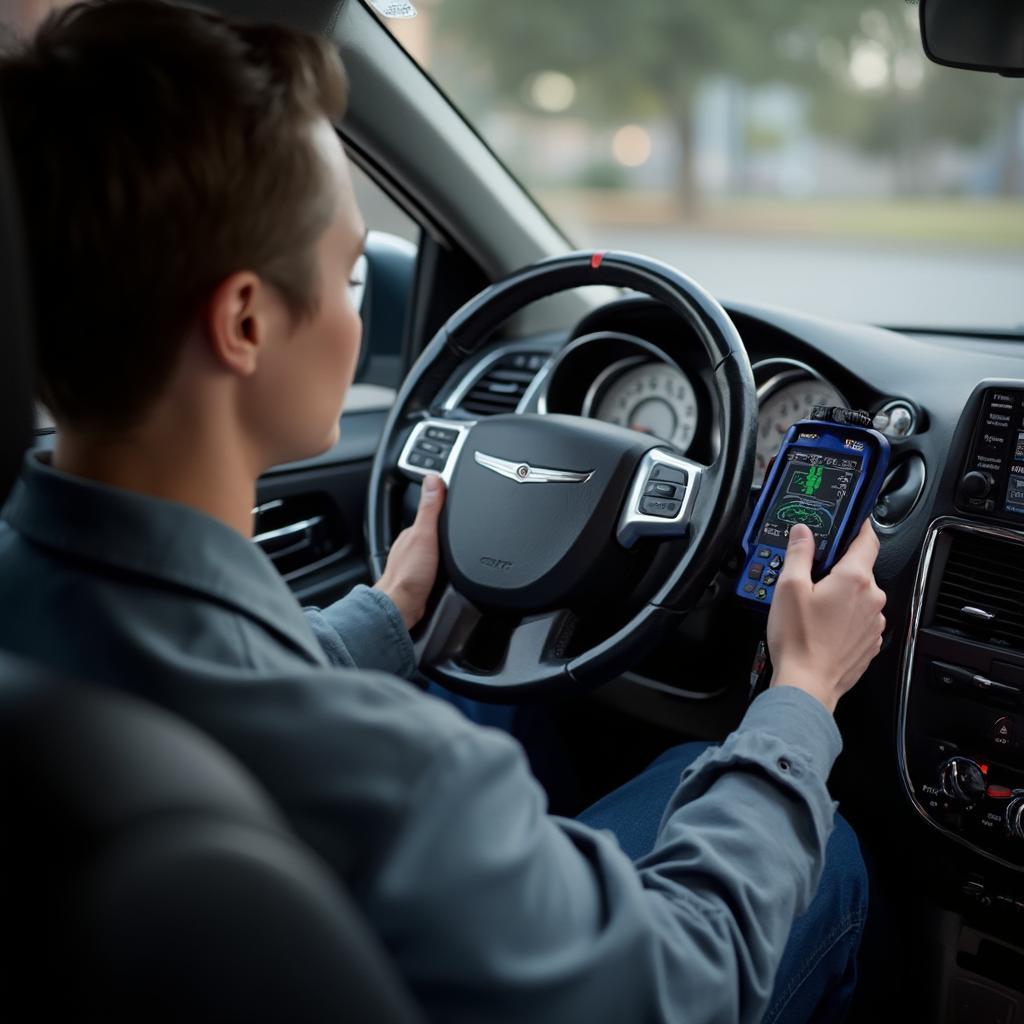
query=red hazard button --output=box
[987,785,1013,799]
[993,716,1014,747]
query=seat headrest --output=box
[0,110,35,505]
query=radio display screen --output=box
[1004,430,1024,514]
[757,447,863,558]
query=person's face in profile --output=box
[243,118,367,467]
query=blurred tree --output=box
[807,7,1010,196]
[433,0,864,217]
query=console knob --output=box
[939,756,987,803]
[960,470,994,500]
[1006,796,1024,840]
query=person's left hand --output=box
[373,474,446,630]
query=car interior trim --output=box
[871,458,929,533]
[898,514,1024,873]
[440,343,555,415]
[752,356,850,407]
[537,330,699,417]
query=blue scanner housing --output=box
[736,417,890,610]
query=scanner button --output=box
[748,563,764,579]
[769,555,784,570]
[742,583,756,594]
[756,587,769,600]
[757,548,772,559]
[762,572,778,587]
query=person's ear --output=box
[203,271,266,378]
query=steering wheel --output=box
[366,251,756,701]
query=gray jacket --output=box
[0,453,842,1024]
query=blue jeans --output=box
[428,686,868,1024]
[577,741,867,1024]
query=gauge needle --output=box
[630,424,653,434]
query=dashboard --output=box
[549,346,850,487]
[521,300,911,489]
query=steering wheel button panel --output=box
[398,419,476,486]
[617,448,702,548]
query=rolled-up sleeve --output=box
[366,684,842,1024]
[304,584,416,679]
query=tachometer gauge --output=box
[755,378,846,485]
[594,362,698,453]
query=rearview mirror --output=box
[920,0,1024,76]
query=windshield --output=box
[385,1,1024,332]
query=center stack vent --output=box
[930,530,1024,651]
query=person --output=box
[0,3,885,1021]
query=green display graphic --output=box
[756,447,861,555]
[771,499,834,532]
[795,464,823,496]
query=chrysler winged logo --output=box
[473,451,594,484]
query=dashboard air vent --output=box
[931,531,1024,650]
[458,351,548,416]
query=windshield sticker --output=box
[368,0,417,18]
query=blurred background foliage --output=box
[387,0,1024,326]
[397,0,1021,220]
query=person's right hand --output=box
[766,519,886,714]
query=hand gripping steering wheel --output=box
[366,251,756,701]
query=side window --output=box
[347,162,421,401]
[350,162,418,246]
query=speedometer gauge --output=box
[755,378,846,485]
[595,362,698,453]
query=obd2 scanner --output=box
[736,407,890,610]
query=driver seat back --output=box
[0,83,422,1024]
[0,664,424,1022]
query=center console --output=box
[901,383,1024,875]
[956,386,1024,522]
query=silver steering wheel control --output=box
[397,419,475,486]
[617,448,702,548]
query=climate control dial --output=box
[939,756,987,803]
[1006,796,1024,841]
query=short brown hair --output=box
[0,0,347,428]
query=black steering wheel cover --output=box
[366,250,757,693]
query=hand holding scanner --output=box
[737,407,889,609]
